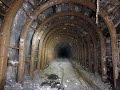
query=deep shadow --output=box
[57,46,70,58]
[116,75,120,90]
[54,43,72,59]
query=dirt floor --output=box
[4,59,110,90]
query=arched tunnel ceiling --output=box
[0,0,120,90]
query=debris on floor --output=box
[47,74,59,80]
[4,59,111,90]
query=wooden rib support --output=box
[100,10,119,89]
[18,0,96,82]
[16,1,118,89]
[30,32,39,77]
[40,28,81,69]
[35,11,103,74]
[0,0,23,89]
[37,20,97,71]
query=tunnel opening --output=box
[54,43,72,59]
[57,45,71,58]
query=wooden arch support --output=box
[45,34,81,63]
[44,32,85,66]
[40,27,90,71]
[18,1,118,87]
[0,0,23,89]
[30,11,105,80]
[0,0,118,89]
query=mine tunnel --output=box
[55,43,72,59]
[0,0,120,90]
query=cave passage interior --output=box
[55,43,72,59]
[0,0,120,90]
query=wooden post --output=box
[0,0,23,89]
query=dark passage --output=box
[55,43,72,59]
[57,46,70,58]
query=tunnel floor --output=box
[5,59,111,90]
[38,58,92,90]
